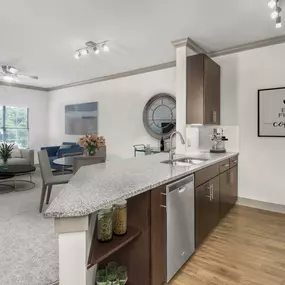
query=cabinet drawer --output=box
[219,159,230,173]
[195,163,219,187]
[230,156,238,168]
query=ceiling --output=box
[0,0,284,88]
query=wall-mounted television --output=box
[65,102,98,135]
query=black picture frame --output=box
[258,86,285,137]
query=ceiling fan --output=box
[0,65,38,82]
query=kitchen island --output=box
[45,151,238,285]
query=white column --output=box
[172,38,205,154]
[55,214,97,285]
[174,44,187,154]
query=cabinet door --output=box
[219,170,231,219]
[150,185,166,285]
[204,55,221,125]
[186,54,204,124]
[195,176,219,248]
[209,176,220,228]
[195,182,212,248]
[229,166,238,207]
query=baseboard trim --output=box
[237,197,285,214]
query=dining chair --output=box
[73,156,105,174]
[38,150,73,213]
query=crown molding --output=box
[2,35,285,92]
[0,81,48,92]
[209,35,285,58]
[172,37,206,54]
[48,61,176,91]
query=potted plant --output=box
[0,143,14,165]
[78,134,106,156]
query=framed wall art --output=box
[65,102,98,135]
[258,87,285,137]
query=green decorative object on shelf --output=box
[96,263,128,285]
[0,143,14,165]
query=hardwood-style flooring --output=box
[170,205,285,285]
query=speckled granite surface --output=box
[44,152,238,218]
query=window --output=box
[0,106,29,148]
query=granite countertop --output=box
[44,152,238,218]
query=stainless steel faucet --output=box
[169,131,186,161]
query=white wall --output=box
[215,44,285,206]
[48,68,176,160]
[0,85,49,162]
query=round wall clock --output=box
[143,93,176,139]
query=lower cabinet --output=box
[195,176,219,248]
[150,185,166,285]
[220,166,238,219]
[195,159,238,249]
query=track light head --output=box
[276,16,282,27]
[80,48,89,56]
[103,43,109,52]
[74,40,110,59]
[93,47,100,55]
[74,51,81,59]
[271,6,282,19]
[268,0,277,9]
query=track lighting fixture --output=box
[74,40,110,59]
[268,0,282,28]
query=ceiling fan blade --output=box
[17,74,39,80]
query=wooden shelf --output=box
[88,226,142,269]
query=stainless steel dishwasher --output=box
[166,174,195,282]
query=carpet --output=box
[0,168,62,285]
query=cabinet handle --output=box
[206,184,212,201]
[161,192,166,196]
[210,184,214,200]
[213,110,217,123]
[228,171,233,184]
[222,164,229,168]
[160,205,166,209]
[232,160,238,163]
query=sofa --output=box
[41,142,84,170]
[0,149,34,166]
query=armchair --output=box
[41,142,84,170]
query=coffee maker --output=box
[210,128,228,153]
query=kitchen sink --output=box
[161,157,209,166]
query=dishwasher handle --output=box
[166,175,194,193]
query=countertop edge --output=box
[44,152,239,219]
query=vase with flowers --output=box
[78,134,106,156]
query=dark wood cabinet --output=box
[186,54,221,125]
[150,185,166,285]
[220,166,238,219]
[219,170,231,219]
[195,176,219,248]
[229,166,238,206]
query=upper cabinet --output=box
[186,54,221,125]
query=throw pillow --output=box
[59,144,72,150]
[11,148,22,158]
[56,144,72,156]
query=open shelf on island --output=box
[88,226,142,269]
